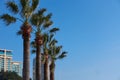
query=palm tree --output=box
[49,42,67,80]
[43,34,49,80]
[30,8,53,80]
[43,27,59,80]
[0,0,40,80]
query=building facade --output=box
[0,49,22,76]
[0,49,12,72]
[11,61,22,76]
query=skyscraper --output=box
[0,49,12,72]
[0,49,22,76]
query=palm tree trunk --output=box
[22,23,32,80]
[35,33,43,80]
[36,44,41,80]
[44,55,49,80]
[50,61,55,80]
[23,37,30,80]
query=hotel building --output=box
[11,61,22,76]
[0,49,22,76]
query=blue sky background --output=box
[1,0,120,80]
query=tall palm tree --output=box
[43,34,49,80]
[30,8,53,80]
[43,27,59,80]
[0,0,40,80]
[49,42,67,80]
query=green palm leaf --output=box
[16,30,22,36]
[20,0,32,19]
[0,14,16,25]
[6,1,19,14]
[43,33,49,44]
[43,13,53,28]
[49,39,58,47]
[20,0,28,9]
[31,41,36,48]
[31,0,39,11]
[38,8,46,16]
[57,51,67,59]
[30,13,44,27]
[50,28,59,33]
[43,20,53,28]
[30,13,39,26]
[49,34,54,42]
[55,46,62,55]
[45,13,52,21]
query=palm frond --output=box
[30,13,38,26]
[38,8,46,16]
[16,30,22,36]
[48,49,52,55]
[50,28,59,33]
[55,46,62,55]
[57,51,67,59]
[30,13,44,27]
[49,34,54,42]
[43,33,49,43]
[20,0,28,9]
[6,1,19,14]
[31,0,39,11]
[31,41,36,48]
[45,13,52,21]
[43,20,53,28]
[20,0,32,19]
[43,13,53,28]
[31,8,46,26]
[49,39,58,47]
[62,51,67,56]
[22,6,32,19]
[0,14,16,25]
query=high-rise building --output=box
[11,61,22,76]
[0,49,12,72]
[0,49,22,76]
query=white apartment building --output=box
[0,49,22,76]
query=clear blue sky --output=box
[1,0,120,80]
